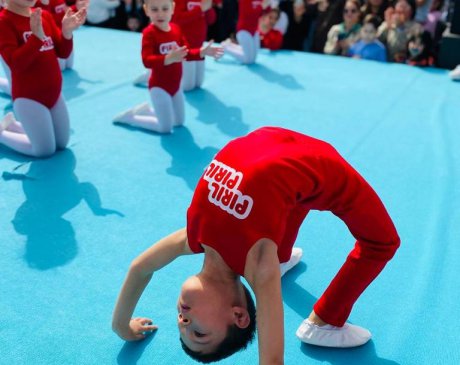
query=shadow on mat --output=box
[160,127,219,190]
[301,341,401,365]
[62,69,103,101]
[117,331,157,365]
[246,63,304,90]
[185,88,249,137]
[3,149,123,270]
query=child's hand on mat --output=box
[122,317,157,341]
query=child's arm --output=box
[0,11,48,71]
[112,228,193,341]
[246,239,284,365]
[199,40,224,59]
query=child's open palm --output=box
[200,41,224,60]
[62,7,87,39]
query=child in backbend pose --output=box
[113,0,223,134]
[0,0,87,157]
[221,0,270,64]
[171,0,216,91]
[36,0,89,70]
[112,127,400,363]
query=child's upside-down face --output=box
[177,275,234,353]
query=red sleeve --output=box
[0,19,46,72]
[171,0,203,26]
[44,11,73,58]
[141,27,165,68]
[179,28,202,60]
[261,29,283,51]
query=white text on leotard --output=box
[203,160,253,220]
[23,32,54,52]
[159,41,179,55]
[187,1,201,10]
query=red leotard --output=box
[172,0,215,50]
[0,9,72,108]
[141,23,202,96]
[237,0,264,35]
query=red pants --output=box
[312,177,400,326]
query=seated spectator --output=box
[361,0,389,26]
[378,0,422,62]
[259,8,284,50]
[406,30,434,65]
[86,0,122,28]
[349,14,387,61]
[324,0,362,55]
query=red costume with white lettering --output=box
[172,0,215,50]
[0,9,72,108]
[237,0,264,35]
[187,126,400,326]
[141,23,202,96]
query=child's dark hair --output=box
[363,14,382,30]
[180,284,257,363]
[407,30,433,62]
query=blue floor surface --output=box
[1,27,459,365]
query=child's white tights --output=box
[0,95,69,157]
[58,49,75,71]
[181,60,205,91]
[223,30,260,64]
[114,87,184,134]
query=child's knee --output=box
[33,143,56,158]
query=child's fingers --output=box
[142,324,158,332]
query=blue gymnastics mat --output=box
[1,26,459,365]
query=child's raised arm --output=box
[112,228,193,341]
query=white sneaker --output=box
[280,247,303,277]
[0,112,15,133]
[449,65,460,81]
[296,319,371,348]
